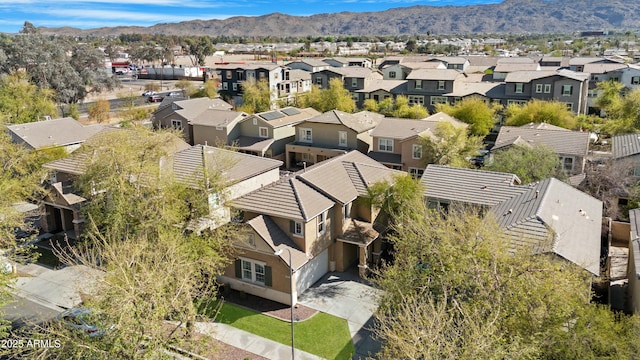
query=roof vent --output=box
[504,209,513,216]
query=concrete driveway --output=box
[297,269,383,360]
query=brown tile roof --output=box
[582,62,627,74]
[246,215,309,270]
[231,177,334,222]
[370,117,434,140]
[493,126,590,157]
[303,110,381,133]
[298,150,404,204]
[448,81,503,97]
[171,145,282,188]
[232,136,275,153]
[8,117,104,150]
[337,219,379,246]
[189,110,248,127]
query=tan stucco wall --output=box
[192,125,230,147]
[400,138,426,172]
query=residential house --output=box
[323,57,372,68]
[152,97,234,144]
[285,59,331,73]
[277,69,312,104]
[215,63,284,106]
[420,165,602,275]
[367,112,468,175]
[428,56,470,71]
[223,151,403,304]
[189,110,249,147]
[7,117,104,153]
[380,62,446,80]
[492,61,541,81]
[619,64,640,90]
[311,67,382,90]
[492,123,590,175]
[405,69,464,110]
[353,80,407,107]
[610,133,640,205]
[503,69,589,114]
[583,61,627,112]
[232,107,321,160]
[538,56,570,68]
[284,110,384,168]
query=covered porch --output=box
[336,219,382,277]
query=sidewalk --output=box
[195,322,323,360]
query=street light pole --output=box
[274,248,294,360]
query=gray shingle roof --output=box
[494,63,540,73]
[490,178,602,275]
[367,151,402,165]
[171,145,282,188]
[406,69,462,81]
[355,80,406,93]
[493,126,589,156]
[370,118,434,140]
[230,177,334,222]
[188,110,247,127]
[421,165,526,207]
[612,133,640,159]
[7,117,104,150]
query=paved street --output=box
[3,295,60,329]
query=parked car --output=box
[167,91,182,97]
[142,90,157,96]
[57,307,112,337]
[148,95,164,103]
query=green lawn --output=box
[203,302,354,360]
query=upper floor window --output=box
[561,156,574,172]
[562,85,573,96]
[338,131,348,147]
[299,128,312,143]
[240,258,266,285]
[259,127,269,138]
[412,144,422,159]
[415,80,423,89]
[389,71,396,78]
[225,70,232,79]
[290,220,303,237]
[351,78,358,87]
[544,84,551,93]
[632,76,640,85]
[259,72,266,80]
[379,138,394,152]
[535,84,543,93]
[437,80,445,90]
[171,119,182,130]
[515,83,524,93]
[315,77,323,85]
[343,203,352,220]
[318,212,326,235]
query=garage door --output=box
[296,249,328,294]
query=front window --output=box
[412,144,422,159]
[409,168,424,178]
[318,212,326,235]
[222,82,228,90]
[632,76,640,85]
[408,95,424,105]
[171,119,182,130]
[389,71,396,78]
[562,85,573,96]
[544,84,551,93]
[437,80,445,90]
[293,221,303,236]
[225,70,232,79]
[259,127,268,138]
[339,131,348,147]
[430,96,447,105]
[535,84,543,93]
[351,78,358,87]
[315,77,323,85]
[379,138,394,152]
[299,128,312,143]
[515,83,524,93]
[561,156,574,172]
[415,80,422,89]
[343,203,352,220]
[232,83,238,91]
[241,259,266,285]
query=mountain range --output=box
[40,0,640,37]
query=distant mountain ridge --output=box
[40,0,640,37]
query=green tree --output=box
[87,98,110,124]
[364,96,427,119]
[504,99,577,129]
[297,78,356,113]
[484,144,566,184]
[184,36,215,66]
[436,97,500,136]
[420,122,483,168]
[238,79,272,114]
[602,88,640,135]
[0,72,57,124]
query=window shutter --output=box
[234,259,242,278]
[290,220,295,233]
[265,266,273,287]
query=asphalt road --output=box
[3,295,60,330]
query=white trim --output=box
[412,144,422,159]
[338,131,348,147]
[299,128,313,143]
[240,257,266,285]
[378,138,394,152]
[259,127,269,138]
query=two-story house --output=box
[405,69,464,110]
[311,67,382,90]
[492,123,590,175]
[284,110,384,168]
[223,151,403,305]
[215,63,284,106]
[380,61,445,80]
[353,80,407,108]
[285,59,331,73]
[323,57,372,68]
[367,112,468,176]
[492,59,541,81]
[8,117,104,153]
[277,69,312,105]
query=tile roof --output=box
[355,80,407,93]
[246,215,309,270]
[324,67,380,78]
[406,69,462,81]
[421,165,526,207]
[286,59,330,67]
[568,57,608,65]
[297,150,404,204]
[188,110,247,127]
[497,57,536,64]
[171,145,282,188]
[494,63,540,72]
[232,136,275,153]
[400,62,447,70]
[7,117,104,150]
[50,181,86,206]
[493,126,589,156]
[370,117,434,140]
[504,70,558,82]
[303,110,381,133]
[612,133,640,159]
[582,63,627,74]
[214,63,281,71]
[490,178,601,275]
[447,81,503,97]
[367,151,402,165]
[230,177,334,222]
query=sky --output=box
[0,0,502,34]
